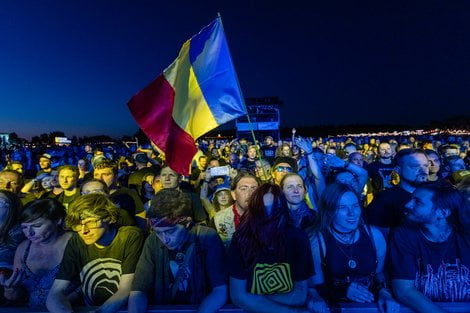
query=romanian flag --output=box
[128,17,246,175]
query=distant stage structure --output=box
[236,97,282,141]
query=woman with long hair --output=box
[307,183,399,313]
[229,183,314,313]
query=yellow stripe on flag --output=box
[164,41,218,139]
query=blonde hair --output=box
[66,193,119,229]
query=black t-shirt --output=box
[110,187,144,215]
[365,186,411,229]
[390,225,470,302]
[56,190,81,211]
[56,226,144,306]
[228,225,314,295]
[261,145,277,164]
[131,226,227,304]
[184,191,208,224]
[366,161,395,195]
[239,159,257,172]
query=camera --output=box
[210,166,230,177]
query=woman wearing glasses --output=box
[46,193,144,313]
[2,198,74,309]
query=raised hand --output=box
[295,137,313,154]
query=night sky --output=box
[1,1,469,140]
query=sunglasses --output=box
[275,166,293,173]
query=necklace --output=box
[331,227,358,269]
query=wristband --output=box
[343,161,350,169]
[305,151,313,155]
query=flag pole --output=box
[217,13,268,179]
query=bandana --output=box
[149,216,193,228]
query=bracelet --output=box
[305,151,313,155]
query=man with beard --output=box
[366,149,429,235]
[367,142,395,196]
[390,183,470,312]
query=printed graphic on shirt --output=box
[415,258,470,302]
[378,168,394,190]
[251,263,293,295]
[80,258,122,306]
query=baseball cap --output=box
[40,153,52,160]
[135,153,149,164]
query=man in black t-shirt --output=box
[47,194,144,313]
[367,142,395,196]
[56,165,80,211]
[128,189,227,312]
[390,183,470,312]
[260,136,277,164]
[366,149,429,234]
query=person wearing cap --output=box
[46,193,144,313]
[128,188,227,313]
[200,182,234,219]
[211,172,259,248]
[37,153,52,176]
[127,152,158,190]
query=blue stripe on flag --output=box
[189,18,246,125]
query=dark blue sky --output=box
[1,1,469,139]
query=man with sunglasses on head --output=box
[46,193,144,313]
[271,156,298,186]
[128,188,227,313]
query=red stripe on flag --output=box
[128,75,197,175]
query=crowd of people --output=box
[0,132,469,313]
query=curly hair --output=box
[66,193,119,229]
[148,189,192,219]
[94,159,117,174]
